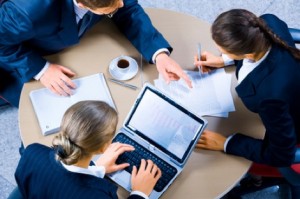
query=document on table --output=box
[154,68,235,117]
[30,73,115,136]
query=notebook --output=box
[30,73,115,136]
[107,83,207,199]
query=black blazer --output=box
[0,0,171,106]
[15,143,145,199]
[226,14,300,167]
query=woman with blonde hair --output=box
[15,100,161,199]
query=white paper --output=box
[30,73,115,135]
[154,69,235,117]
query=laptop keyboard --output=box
[113,133,177,192]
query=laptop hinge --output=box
[121,128,135,136]
[148,144,156,152]
[170,157,182,167]
[147,143,182,167]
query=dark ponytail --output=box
[255,17,300,60]
[212,9,300,60]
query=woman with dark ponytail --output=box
[15,100,161,199]
[195,9,300,197]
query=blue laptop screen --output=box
[125,86,206,163]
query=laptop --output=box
[107,83,207,199]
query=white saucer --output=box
[109,56,139,81]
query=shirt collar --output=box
[73,0,89,23]
[244,48,271,65]
[61,161,106,178]
[238,48,271,84]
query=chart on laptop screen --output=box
[128,88,203,159]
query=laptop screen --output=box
[125,85,206,164]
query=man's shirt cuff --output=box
[34,62,50,80]
[152,48,170,64]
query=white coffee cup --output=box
[109,55,138,80]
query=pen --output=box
[197,43,203,75]
[108,78,138,90]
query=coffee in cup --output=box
[116,57,130,73]
[117,59,130,70]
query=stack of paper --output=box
[154,68,235,117]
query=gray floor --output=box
[0,0,299,198]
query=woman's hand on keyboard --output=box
[131,159,162,196]
[96,142,134,173]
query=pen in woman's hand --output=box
[197,43,203,75]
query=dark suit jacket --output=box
[15,143,144,199]
[0,0,171,107]
[226,14,300,167]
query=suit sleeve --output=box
[0,2,46,82]
[226,99,297,167]
[260,14,296,47]
[128,195,146,199]
[112,0,172,63]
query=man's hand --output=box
[155,53,192,88]
[95,142,134,174]
[39,63,76,96]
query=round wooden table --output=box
[19,8,264,199]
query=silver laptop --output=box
[107,83,207,199]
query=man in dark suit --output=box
[0,0,192,107]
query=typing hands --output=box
[96,142,134,174]
[96,142,161,196]
[131,159,162,196]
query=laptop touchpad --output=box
[111,170,131,190]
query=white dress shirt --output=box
[62,162,106,178]
[72,0,88,23]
